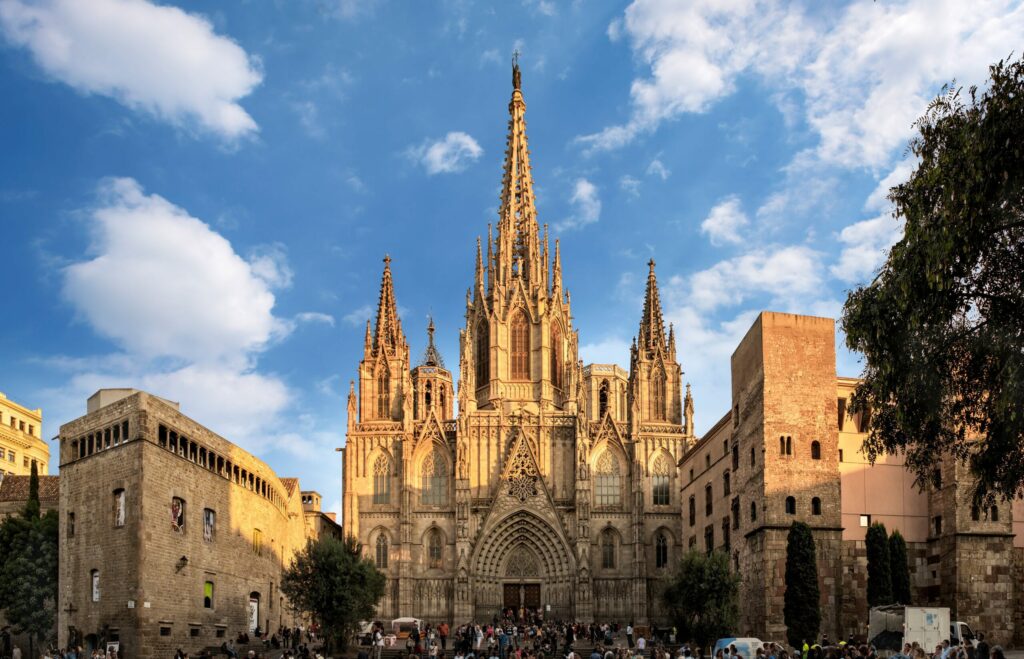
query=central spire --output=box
[493,56,542,290]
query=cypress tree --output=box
[784,521,820,648]
[888,530,911,604]
[866,522,892,607]
[25,460,40,519]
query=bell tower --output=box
[357,255,412,427]
[460,58,580,415]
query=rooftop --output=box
[0,475,59,503]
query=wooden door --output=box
[503,583,520,609]
[523,584,540,609]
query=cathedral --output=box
[340,61,694,624]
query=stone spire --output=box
[638,259,667,356]
[494,57,542,289]
[684,383,694,437]
[551,239,563,297]
[421,316,445,368]
[372,255,405,356]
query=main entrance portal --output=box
[502,583,541,610]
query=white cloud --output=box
[864,160,916,213]
[556,178,601,231]
[685,244,824,312]
[646,159,670,180]
[407,132,483,175]
[581,0,1024,170]
[292,100,324,139]
[830,215,905,284]
[342,304,373,327]
[579,336,630,368]
[522,0,556,17]
[700,196,749,246]
[0,0,262,140]
[296,312,335,327]
[619,175,641,198]
[52,177,308,454]
[63,178,289,367]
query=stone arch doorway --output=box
[471,510,576,620]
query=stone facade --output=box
[341,63,693,625]
[339,61,1024,641]
[57,389,339,658]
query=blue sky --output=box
[2,0,1021,514]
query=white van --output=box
[713,638,764,659]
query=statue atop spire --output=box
[372,254,405,357]
[637,259,667,356]
[512,49,522,90]
[421,316,445,368]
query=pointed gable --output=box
[372,255,405,357]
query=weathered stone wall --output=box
[1013,548,1024,646]
[58,392,315,659]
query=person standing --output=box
[975,635,989,659]
[441,622,450,651]
[627,624,635,649]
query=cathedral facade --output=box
[340,63,694,624]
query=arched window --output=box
[376,368,390,419]
[650,370,666,421]
[425,381,432,409]
[204,581,214,609]
[420,450,448,506]
[475,319,489,386]
[655,533,669,568]
[427,529,443,569]
[551,324,563,390]
[811,441,821,460]
[652,456,670,506]
[812,497,822,515]
[372,454,391,505]
[375,534,389,569]
[601,529,616,569]
[599,379,610,418]
[785,496,796,515]
[779,436,786,455]
[113,488,125,528]
[750,500,757,522]
[91,569,100,602]
[510,310,530,380]
[594,451,621,507]
[786,436,793,455]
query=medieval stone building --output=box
[341,63,694,624]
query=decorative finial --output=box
[383,254,391,267]
[648,258,656,272]
[512,50,522,90]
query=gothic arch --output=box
[647,448,674,474]
[510,307,531,380]
[471,510,576,581]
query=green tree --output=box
[281,534,385,652]
[841,55,1024,502]
[662,549,739,652]
[784,522,820,648]
[866,523,892,607]
[888,530,911,605]
[0,462,59,656]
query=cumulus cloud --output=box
[63,178,289,367]
[0,0,263,140]
[407,132,483,175]
[580,0,1023,169]
[830,215,905,284]
[686,244,825,312]
[556,178,601,231]
[54,178,316,453]
[700,196,749,246]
